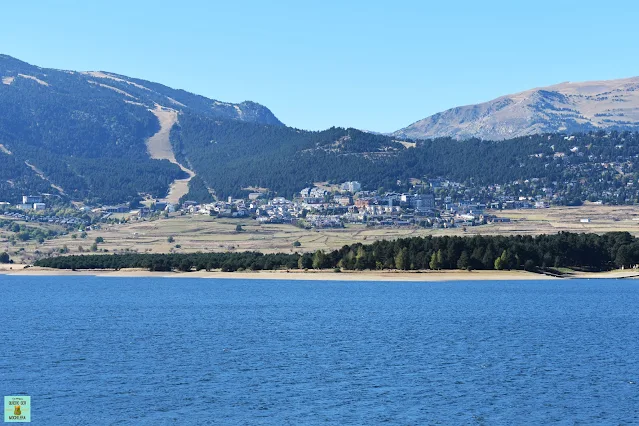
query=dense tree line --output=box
[323,232,639,272]
[35,232,639,272]
[35,251,300,272]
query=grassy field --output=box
[3,205,639,264]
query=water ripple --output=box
[1,276,638,424]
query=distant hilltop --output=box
[393,77,639,140]
[0,54,283,127]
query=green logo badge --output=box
[4,396,30,423]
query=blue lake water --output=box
[1,276,638,425]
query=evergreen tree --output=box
[395,248,407,270]
[429,249,443,270]
[312,250,325,269]
[457,250,470,270]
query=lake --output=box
[1,276,638,424]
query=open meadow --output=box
[3,204,639,264]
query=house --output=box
[355,198,373,208]
[22,195,42,204]
[490,217,511,223]
[303,197,324,205]
[137,207,151,217]
[182,201,198,209]
[271,197,290,205]
[102,205,129,213]
[414,194,435,211]
[153,202,167,211]
[334,195,352,206]
[232,209,249,218]
[33,203,46,211]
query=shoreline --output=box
[2,265,639,281]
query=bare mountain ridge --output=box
[394,77,639,140]
[0,54,283,126]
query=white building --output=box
[340,181,361,193]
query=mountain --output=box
[0,55,413,205]
[393,77,639,140]
[3,55,639,207]
[0,55,282,126]
[0,55,282,204]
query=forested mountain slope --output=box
[0,55,281,204]
[171,112,639,205]
[170,114,407,200]
[3,54,639,206]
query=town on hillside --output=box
[2,177,583,231]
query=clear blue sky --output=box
[1,1,638,132]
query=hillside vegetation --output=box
[0,55,280,204]
[172,113,639,204]
[3,55,639,206]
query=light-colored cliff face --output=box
[394,77,639,140]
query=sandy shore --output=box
[2,265,638,281]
